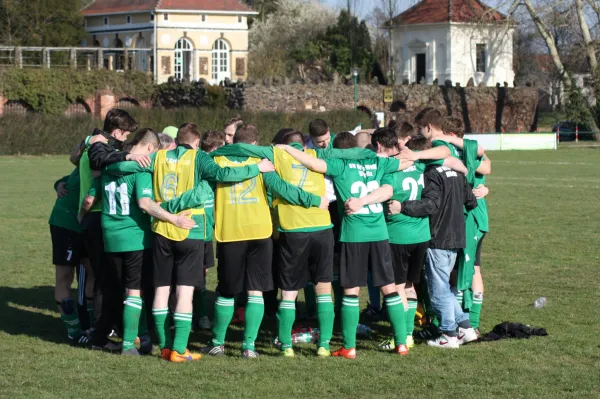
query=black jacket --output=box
[87,128,129,171]
[401,165,478,250]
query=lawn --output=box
[0,148,599,398]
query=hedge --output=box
[0,108,372,155]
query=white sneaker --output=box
[457,327,478,345]
[427,333,459,349]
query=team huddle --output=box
[49,107,490,361]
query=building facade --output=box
[392,0,515,87]
[82,0,257,84]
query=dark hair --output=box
[332,131,357,149]
[407,135,432,151]
[414,107,443,130]
[176,122,201,145]
[371,127,399,150]
[103,108,138,134]
[272,128,295,145]
[442,116,465,138]
[157,133,175,150]
[308,119,329,138]
[234,124,259,144]
[125,128,159,151]
[201,130,226,152]
[223,116,243,130]
[282,130,305,145]
[398,122,416,138]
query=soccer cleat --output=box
[316,347,331,357]
[415,324,441,342]
[406,336,415,349]
[108,329,119,339]
[377,338,395,351]
[161,348,172,360]
[196,316,212,330]
[332,347,356,359]
[68,334,90,347]
[281,348,295,358]
[242,349,259,359]
[200,345,225,357]
[360,305,385,322]
[457,327,478,345]
[121,348,140,356]
[394,344,409,356]
[138,336,154,355]
[427,334,459,349]
[170,349,202,363]
[91,340,122,352]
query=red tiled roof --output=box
[393,0,507,25]
[82,0,254,15]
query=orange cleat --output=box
[161,348,172,360]
[394,344,409,356]
[331,347,356,359]
[170,349,202,363]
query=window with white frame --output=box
[202,15,206,22]
[238,16,243,23]
[126,15,132,24]
[212,39,230,82]
[104,17,109,26]
[150,14,155,21]
[164,14,169,21]
[174,38,193,81]
[476,43,486,73]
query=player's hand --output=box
[90,135,108,145]
[319,196,329,210]
[258,158,275,173]
[126,154,151,168]
[175,211,196,230]
[473,184,489,199]
[275,144,291,152]
[387,200,401,215]
[56,182,68,198]
[399,148,418,162]
[344,198,365,215]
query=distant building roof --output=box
[392,0,507,25]
[82,0,255,16]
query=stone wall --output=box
[243,83,540,133]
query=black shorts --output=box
[279,229,334,291]
[50,225,85,267]
[329,201,342,254]
[390,242,429,285]
[475,233,486,267]
[217,238,273,296]
[339,240,394,288]
[204,240,215,269]
[153,235,204,288]
[106,249,153,291]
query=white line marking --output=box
[493,160,598,166]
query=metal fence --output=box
[0,46,153,73]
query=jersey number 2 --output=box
[229,177,258,205]
[105,182,130,215]
[350,181,383,214]
[402,175,425,201]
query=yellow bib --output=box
[214,156,272,242]
[152,149,204,241]
[273,148,331,230]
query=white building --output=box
[391,0,515,87]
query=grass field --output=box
[1,148,599,398]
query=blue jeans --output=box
[425,248,469,333]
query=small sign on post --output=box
[383,88,393,103]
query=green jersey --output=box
[325,157,400,243]
[79,151,101,213]
[99,172,154,253]
[49,168,82,233]
[202,179,215,241]
[385,162,431,244]
[472,160,489,232]
[432,140,460,158]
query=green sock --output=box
[172,312,193,354]
[137,299,149,338]
[304,284,316,316]
[277,300,296,350]
[406,299,418,337]
[341,296,359,349]
[61,313,83,338]
[194,288,208,318]
[332,280,342,312]
[243,296,264,351]
[212,296,235,346]
[316,294,335,350]
[152,307,172,350]
[122,296,142,351]
[469,292,483,329]
[385,293,406,346]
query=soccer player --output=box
[158,133,176,150]
[280,129,413,358]
[223,117,244,145]
[202,124,328,359]
[212,130,378,357]
[89,129,197,355]
[103,122,274,362]
[355,132,372,149]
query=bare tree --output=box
[380,0,400,85]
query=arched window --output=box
[174,38,193,82]
[212,39,230,83]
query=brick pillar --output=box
[97,90,116,120]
